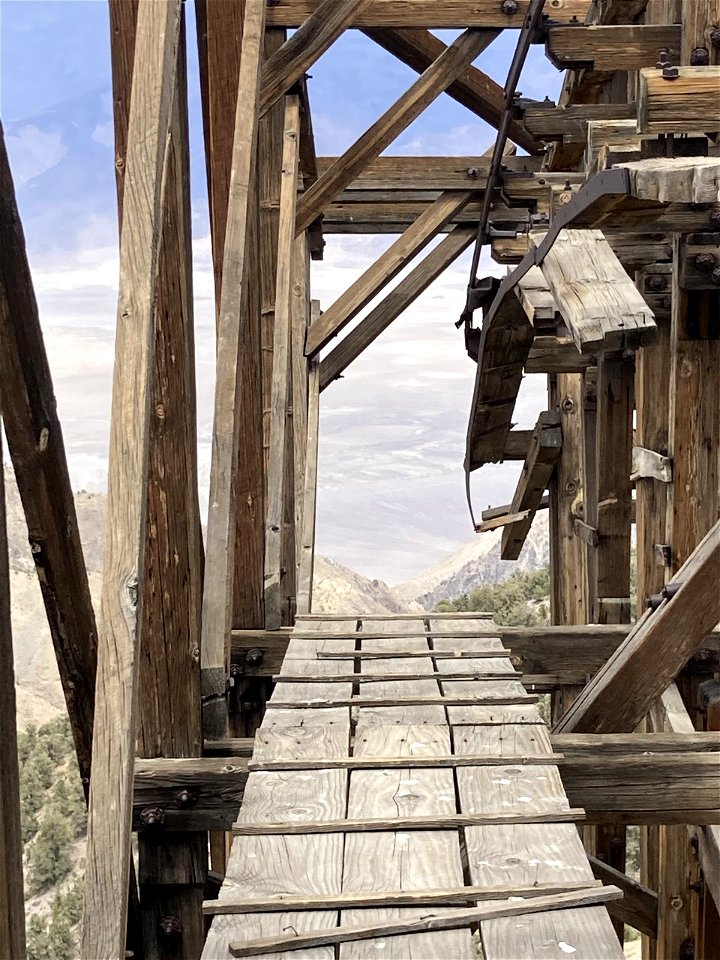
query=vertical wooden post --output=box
[296,335,321,616]
[291,235,312,585]
[0,430,26,960]
[82,3,183,956]
[265,96,302,630]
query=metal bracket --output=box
[631,445,673,483]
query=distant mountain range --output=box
[5,471,548,726]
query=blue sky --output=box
[1,1,561,581]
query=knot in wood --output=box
[174,788,198,809]
[36,426,49,453]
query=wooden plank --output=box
[501,411,563,560]
[683,0,720,64]
[81,4,182,957]
[0,127,98,786]
[261,0,372,115]
[638,66,720,133]
[306,191,474,355]
[363,27,540,152]
[523,102,636,144]
[228,888,622,957]
[264,96,301,629]
[249,754,560,770]
[264,0,593,27]
[291,237,310,594]
[295,28,493,234]
[320,225,475,387]
[547,24,680,70]
[617,156,720,204]
[200,0,266,739]
[554,520,720,734]
[0,433,25,960]
[204,881,605,915]
[315,154,542,190]
[296,351,320,614]
[269,693,538,709]
[588,856,658,939]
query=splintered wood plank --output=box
[81,3,182,957]
[295,29,493,234]
[200,0,266,739]
[203,621,352,959]
[534,230,656,353]
[338,617,473,959]
[617,156,720,204]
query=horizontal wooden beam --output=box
[554,520,720,734]
[316,155,543,190]
[547,24,681,71]
[523,101,636,144]
[264,0,593,28]
[638,65,720,134]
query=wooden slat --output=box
[295,28,493,234]
[81,3,182,956]
[501,411,562,560]
[264,0,593,27]
[200,0,266,738]
[260,0,371,115]
[265,96,302,629]
[320,225,476,388]
[362,27,540,153]
[554,520,720,734]
[0,126,98,786]
[0,433,25,960]
[588,856,658,939]
[291,237,310,593]
[296,350,320,614]
[307,192,473,355]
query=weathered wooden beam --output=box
[0,128,98,786]
[81,3,182,957]
[0,434,25,960]
[264,0,593,27]
[319,225,476,387]
[588,856,658,939]
[295,28,493,234]
[291,237,311,588]
[265,96,301,630]
[363,27,540,153]
[315,154,542,190]
[554,520,720,735]
[295,354,320,614]
[501,411,563,560]
[638,66,720,134]
[260,0,371,116]
[525,336,595,374]
[200,0,266,739]
[547,24,680,70]
[306,191,473,355]
[523,101,636,144]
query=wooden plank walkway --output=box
[203,616,624,959]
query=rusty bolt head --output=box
[710,209,720,229]
[711,27,720,49]
[158,916,183,939]
[138,806,166,830]
[695,252,717,273]
[174,788,198,809]
[645,273,668,292]
[501,0,519,15]
[647,593,664,611]
[245,647,264,666]
[691,46,710,66]
[466,167,480,179]
[712,266,720,286]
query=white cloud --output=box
[5,124,67,184]
[91,121,114,148]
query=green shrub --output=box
[435,567,551,626]
[27,810,74,894]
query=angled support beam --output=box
[588,856,658,939]
[264,96,302,630]
[554,519,720,735]
[200,0,266,737]
[362,27,540,153]
[320,224,475,388]
[306,191,474,356]
[547,24,681,71]
[81,3,182,956]
[260,0,371,116]
[295,28,493,234]
[501,411,562,560]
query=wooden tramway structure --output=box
[0,1,719,959]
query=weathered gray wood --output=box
[265,96,301,630]
[200,0,266,739]
[81,3,182,956]
[547,23,680,70]
[296,347,320,614]
[227,887,621,957]
[296,29,493,234]
[260,0,371,115]
[0,432,26,960]
[588,857,658,939]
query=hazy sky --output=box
[1,1,560,582]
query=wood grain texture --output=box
[547,23,680,70]
[296,350,320,614]
[81,3,182,956]
[296,29,492,234]
[0,433,26,960]
[638,66,720,133]
[200,0,266,739]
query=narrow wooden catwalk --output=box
[203,615,623,959]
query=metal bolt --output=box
[710,210,720,229]
[158,916,183,939]
[138,806,166,830]
[711,27,720,49]
[695,252,717,273]
[501,0,519,14]
[245,647,264,666]
[466,167,480,179]
[174,788,198,809]
[647,593,664,611]
[645,274,668,292]
[691,46,710,66]
[712,266,720,286]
